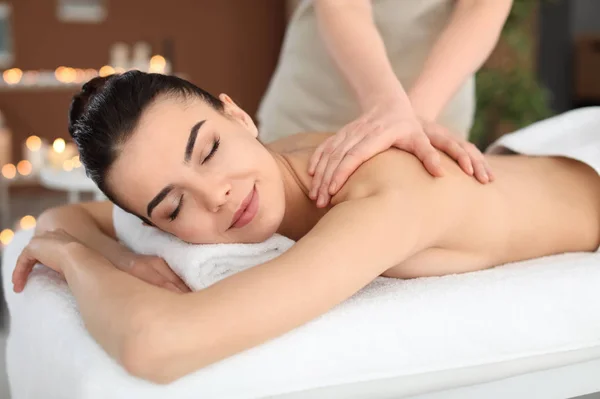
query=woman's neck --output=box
[271,150,328,241]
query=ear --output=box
[219,93,258,138]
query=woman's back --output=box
[271,133,600,277]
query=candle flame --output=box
[17,160,32,176]
[26,135,42,151]
[3,68,23,85]
[53,138,66,153]
[1,163,16,179]
[99,65,115,77]
[19,215,36,230]
[0,229,14,245]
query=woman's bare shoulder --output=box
[268,132,472,207]
[266,132,333,154]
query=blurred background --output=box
[0,0,598,397]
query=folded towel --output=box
[112,205,295,290]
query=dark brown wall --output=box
[0,0,285,161]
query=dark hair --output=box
[68,70,223,222]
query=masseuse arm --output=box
[408,0,512,120]
[313,0,410,112]
[14,185,445,384]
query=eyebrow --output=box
[147,185,174,218]
[146,120,206,218]
[184,120,206,163]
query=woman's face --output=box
[108,94,286,244]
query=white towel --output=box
[486,106,600,175]
[3,229,600,399]
[112,205,295,290]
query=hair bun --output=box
[68,75,115,138]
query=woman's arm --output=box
[17,181,447,383]
[31,201,189,292]
[36,201,134,269]
[408,0,513,121]
[313,0,410,111]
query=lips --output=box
[230,185,259,229]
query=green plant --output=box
[471,0,553,148]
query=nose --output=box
[198,179,232,213]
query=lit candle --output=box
[74,69,86,83]
[0,228,14,246]
[23,135,46,174]
[47,138,77,169]
[1,163,16,179]
[17,160,32,176]
[149,55,166,74]
[19,215,36,230]
[63,67,76,83]
[99,65,115,77]
[3,68,23,85]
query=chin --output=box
[250,215,283,243]
[248,204,284,243]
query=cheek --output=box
[175,209,217,244]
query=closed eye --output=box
[168,194,184,221]
[202,137,220,164]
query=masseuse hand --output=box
[308,103,494,207]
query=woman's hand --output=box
[13,229,190,294]
[120,254,191,294]
[13,229,85,293]
[308,103,493,207]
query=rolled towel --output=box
[112,205,295,290]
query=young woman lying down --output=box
[12,72,600,384]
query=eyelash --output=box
[168,137,220,222]
[169,194,184,222]
[202,137,220,164]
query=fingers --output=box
[150,261,191,293]
[308,143,325,177]
[164,281,185,294]
[428,131,474,176]
[410,133,443,178]
[310,145,331,203]
[309,130,347,177]
[425,122,494,184]
[485,162,496,182]
[326,135,378,195]
[129,263,167,287]
[462,142,490,184]
[12,250,38,293]
[316,133,367,205]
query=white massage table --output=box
[3,228,600,399]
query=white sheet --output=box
[3,229,600,399]
[5,107,600,398]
